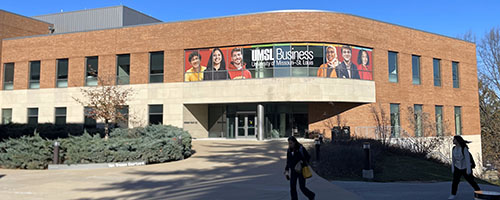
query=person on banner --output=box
[204,48,229,80]
[284,136,316,200]
[448,135,481,199]
[227,48,252,79]
[357,49,372,80]
[317,45,339,78]
[185,51,206,81]
[336,45,360,79]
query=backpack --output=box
[470,152,476,169]
[454,146,475,168]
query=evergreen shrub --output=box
[0,125,192,169]
[0,133,53,169]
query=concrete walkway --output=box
[0,139,361,200]
[333,180,500,200]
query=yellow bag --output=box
[302,166,312,179]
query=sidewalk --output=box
[0,140,360,200]
[333,180,500,200]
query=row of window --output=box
[388,52,460,88]
[389,104,462,137]
[2,52,165,90]
[1,105,164,127]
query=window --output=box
[452,61,460,88]
[85,56,98,86]
[433,58,441,86]
[2,108,12,124]
[150,51,164,83]
[390,104,400,137]
[412,55,421,85]
[84,107,96,129]
[414,104,423,137]
[3,63,14,90]
[455,106,462,135]
[148,105,163,124]
[116,106,128,128]
[29,61,41,89]
[27,108,38,126]
[117,54,130,85]
[435,105,443,136]
[55,107,66,125]
[388,51,398,83]
[56,59,68,88]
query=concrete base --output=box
[474,191,500,200]
[362,169,374,179]
[48,161,145,170]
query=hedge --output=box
[0,125,192,169]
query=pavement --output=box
[0,139,498,200]
[333,181,500,200]
[0,139,361,200]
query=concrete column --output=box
[257,104,264,140]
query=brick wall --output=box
[0,11,480,136]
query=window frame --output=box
[29,61,41,89]
[390,103,400,137]
[433,58,441,87]
[452,61,460,88]
[3,63,14,90]
[388,51,398,83]
[412,55,421,85]
[1,108,13,124]
[149,51,164,83]
[148,104,163,125]
[56,58,69,88]
[454,106,462,136]
[116,54,130,85]
[27,107,38,126]
[85,56,99,86]
[55,107,67,125]
[435,105,443,136]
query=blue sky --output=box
[2,0,499,40]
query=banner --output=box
[184,43,372,81]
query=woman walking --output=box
[285,136,315,200]
[448,135,481,199]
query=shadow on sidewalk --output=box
[73,140,291,200]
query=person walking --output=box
[285,136,316,200]
[448,135,481,199]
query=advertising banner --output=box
[184,43,372,81]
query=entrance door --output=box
[236,114,256,139]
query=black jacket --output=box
[285,145,311,171]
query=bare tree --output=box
[477,28,500,170]
[73,73,134,139]
[404,106,452,159]
[458,28,500,172]
[369,103,391,147]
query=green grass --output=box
[309,140,498,184]
[372,153,452,182]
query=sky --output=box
[2,0,499,41]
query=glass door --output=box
[236,114,257,139]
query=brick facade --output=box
[0,11,480,137]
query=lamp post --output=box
[53,141,60,164]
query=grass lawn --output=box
[372,152,451,182]
[309,140,497,185]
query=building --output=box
[32,6,161,34]
[0,8,480,163]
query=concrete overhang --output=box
[181,77,375,104]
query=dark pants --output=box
[290,170,315,200]
[315,144,320,161]
[451,167,481,195]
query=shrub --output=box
[0,125,192,169]
[0,123,103,141]
[0,132,53,169]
